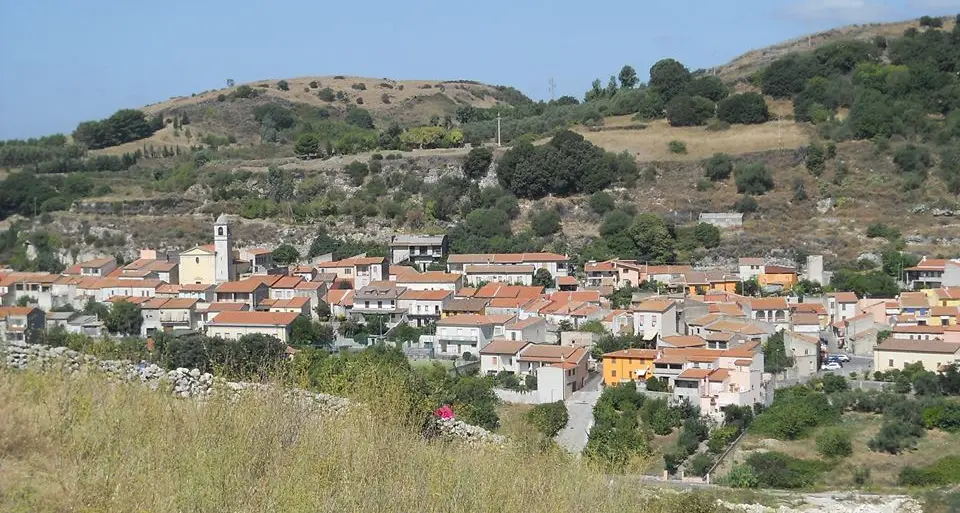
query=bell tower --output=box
[214,214,234,283]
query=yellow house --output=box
[933,287,960,307]
[758,265,798,289]
[179,244,216,285]
[602,348,658,386]
[929,306,960,326]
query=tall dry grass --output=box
[0,370,729,513]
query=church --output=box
[178,215,239,285]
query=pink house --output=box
[858,298,891,325]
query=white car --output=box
[821,361,842,371]
[834,354,851,363]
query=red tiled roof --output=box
[556,276,578,286]
[436,314,514,327]
[207,311,299,327]
[480,340,530,355]
[633,299,674,313]
[829,291,859,303]
[661,335,707,348]
[399,289,453,301]
[271,276,304,289]
[268,297,311,309]
[603,348,658,359]
[677,368,712,380]
[397,271,462,284]
[216,279,267,293]
[206,302,249,312]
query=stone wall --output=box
[1,340,503,446]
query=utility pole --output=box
[497,113,501,147]
[548,77,556,101]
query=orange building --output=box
[757,265,798,289]
[602,348,659,386]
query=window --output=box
[218,227,224,236]
[611,370,617,377]
[888,359,894,367]
[195,257,200,264]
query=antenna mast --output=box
[497,113,501,147]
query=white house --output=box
[398,289,452,327]
[447,252,570,277]
[351,284,407,328]
[479,339,531,375]
[388,234,448,269]
[430,314,514,357]
[395,271,463,291]
[462,265,535,286]
[738,258,764,281]
[503,316,548,344]
[632,299,678,342]
[827,292,859,323]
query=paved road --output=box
[819,354,873,379]
[555,373,602,454]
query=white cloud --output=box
[780,0,896,22]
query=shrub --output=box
[525,401,569,437]
[866,222,900,240]
[531,209,562,237]
[317,88,335,102]
[734,163,774,195]
[893,144,933,175]
[706,119,730,131]
[853,466,871,486]
[696,179,714,191]
[704,153,734,181]
[345,161,369,186]
[816,428,852,458]
[735,195,758,213]
[900,456,960,487]
[707,425,739,454]
[463,146,493,181]
[381,93,391,104]
[744,451,827,488]
[668,141,687,154]
[276,80,289,91]
[686,453,715,477]
[820,373,848,393]
[356,97,364,105]
[726,464,759,488]
[717,93,769,124]
[805,143,826,176]
[308,80,319,88]
[665,95,714,127]
[351,83,367,91]
[589,191,615,215]
[751,389,839,440]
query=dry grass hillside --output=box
[0,370,730,513]
[716,16,957,82]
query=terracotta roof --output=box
[603,309,632,322]
[705,331,735,342]
[318,256,387,268]
[792,313,821,326]
[455,287,478,298]
[397,271,462,284]
[829,292,859,303]
[633,299,674,313]
[180,283,215,292]
[661,335,707,348]
[0,306,38,317]
[739,257,765,266]
[294,281,325,291]
[709,369,731,382]
[247,275,283,287]
[505,317,545,330]
[905,258,949,271]
[932,306,960,317]
[791,303,827,315]
[268,297,311,309]
[157,284,181,294]
[787,331,820,344]
[936,287,960,301]
[688,314,722,326]
[473,283,544,299]
[899,292,931,309]
[79,257,115,268]
[488,297,530,309]
[162,298,199,309]
[464,264,536,274]
[876,338,960,354]
[246,248,272,256]
[398,289,453,301]
[585,261,616,272]
[437,314,514,327]
[764,265,796,274]
[106,296,151,305]
[206,302,249,312]
[734,359,753,366]
[677,368,712,380]
[141,297,170,309]
[207,311,299,327]
[603,348,658,359]
[216,279,267,294]
[709,303,744,316]
[325,289,354,307]
[480,340,531,355]
[550,290,602,303]
[270,276,304,289]
[751,297,788,310]
[181,245,215,255]
[556,276,578,286]
[892,325,945,334]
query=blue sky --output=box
[1,0,959,139]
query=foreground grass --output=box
[0,370,728,513]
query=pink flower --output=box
[433,404,454,420]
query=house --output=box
[264,296,312,317]
[479,339,531,375]
[66,314,105,337]
[388,234,448,269]
[395,271,463,291]
[463,264,535,286]
[80,278,164,303]
[268,276,305,299]
[683,271,741,295]
[585,261,618,288]
[198,301,249,327]
[205,311,299,343]
[324,289,354,319]
[891,324,945,341]
[447,252,570,277]
[660,335,707,349]
[503,316,548,344]
[832,312,875,348]
[632,299,679,342]
[933,287,960,307]
[929,306,960,326]
[790,302,829,328]
[758,265,798,291]
[178,283,216,303]
[515,344,589,396]
[874,338,960,373]
[77,257,118,277]
[602,348,659,385]
[442,297,489,317]
[827,292,859,323]
[904,257,956,290]
[240,248,275,274]
[899,291,932,319]
[857,298,890,325]
[292,280,328,319]
[179,215,238,284]
[429,314,515,358]
[0,306,45,344]
[140,298,199,337]
[790,313,822,335]
[121,256,179,284]
[738,258,765,282]
[0,272,61,311]
[784,331,820,378]
[701,318,771,344]
[291,265,318,282]
[214,278,269,310]
[316,256,388,290]
[749,297,791,330]
[602,310,634,335]
[352,284,407,328]
[556,276,579,291]
[398,289,452,327]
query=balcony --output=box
[437,334,481,342]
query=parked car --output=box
[821,361,843,371]
[833,353,851,362]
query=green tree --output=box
[345,107,375,129]
[717,93,769,124]
[649,58,692,101]
[665,95,714,127]
[276,79,289,91]
[618,65,639,89]
[533,268,555,288]
[693,222,721,248]
[589,191,616,215]
[272,244,300,265]
[684,76,729,102]
[805,143,826,175]
[531,209,561,236]
[760,53,818,98]
[763,332,793,373]
[462,146,493,181]
[734,163,774,195]
[628,213,675,264]
[105,299,142,336]
[294,133,322,159]
[704,153,734,181]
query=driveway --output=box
[555,372,602,454]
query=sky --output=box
[1,0,960,139]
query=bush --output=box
[704,153,734,181]
[317,88,335,102]
[893,144,933,175]
[463,146,493,181]
[693,222,721,248]
[853,466,871,486]
[308,80,319,88]
[805,143,826,176]
[589,191,615,215]
[901,456,960,487]
[351,83,367,90]
[734,163,774,195]
[530,209,561,236]
[707,425,739,454]
[525,401,569,437]
[381,93,390,104]
[744,452,827,489]
[726,464,759,488]
[276,80,289,91]
[735,195,759,213]
[706,119,730,131]
[717,93,769,124]
[866,222,900,240]
[816,428,852,458]
[668,141,687,154]
[686,453,715,477]
[665,95,714,127]
[751,389,839,440]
